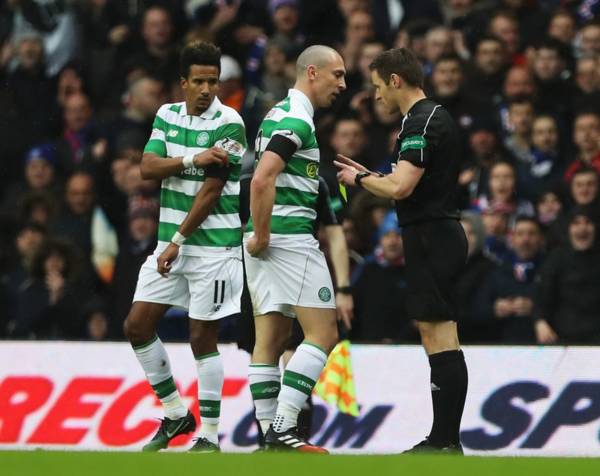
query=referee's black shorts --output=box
[402,218,468,322]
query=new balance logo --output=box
[167,129,179,137]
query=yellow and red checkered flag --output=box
[313,340,359,416]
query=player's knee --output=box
[123,313,150,345]
[189,322,218,355]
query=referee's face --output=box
[371,70,399,114]
[181,65,220,115]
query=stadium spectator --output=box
[350,211,415,343]
[472,160,535,222]
[110,196,158,334]
[9,238,95,339]
[480,202,511,264]
[569,167,600,213]
[573,55,600,113]
[122,6,179,88]
[536,189,565,250]
[467,36,508,102]
[474,216,544,343]
[504,96,535,164]
[578,21,600,56]
[456,212,498,343]
[340,10,375,74]
[488,10,521,62]
[564,111,600,181]
[268,0,304,58]
[421,26,454,77]
[52,172,118,285]
[516,115,562,202]
[1,144,62,218]
[547,9,578,47]
[219,55,244,112]
[534,206,600,344]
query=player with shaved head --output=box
[244,45,346,452]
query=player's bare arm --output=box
[140,147,228,180]
[324,224,354,329]
[246,151,286,257]
[335,156,424,200]
[157,176,228,276]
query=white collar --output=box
[288,88,314,118]
[181,96,222,119]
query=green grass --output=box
[3,451,600,476]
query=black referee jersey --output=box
[393,98,461,226]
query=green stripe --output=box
[247,215,313,234]
[160,188,239,215]
[132,335,158,351]
[154,117,246,149]
[250,381,281,400]
[282,370,315,397]
[144,139,166,156]
[158,222,241,247]
[275,187,317,209]
[260,117,317,149]
[284,156,319,179]
[199,400,221,418]
[195,351,220,361]
[151,377,177,399]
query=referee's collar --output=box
[406,97,432,116]
[289,88,314,117]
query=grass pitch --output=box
[3,451,600,476]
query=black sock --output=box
[427,350,468,447]
[297,394,314,440]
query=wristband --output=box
[355,171,370,188]
[171,231,186,246]
[182,154,195,169]
[336,286,352,295]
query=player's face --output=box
[313,55,347,108]
[181,65,220,115]
[371,70,400,114]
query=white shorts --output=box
[133,251,243,320]
[243,234,336,317]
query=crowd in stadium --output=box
[1,0,600,345]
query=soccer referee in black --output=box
[335,48,468,453]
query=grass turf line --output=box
[3,451,600,476]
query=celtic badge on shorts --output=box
[318,287,332,302]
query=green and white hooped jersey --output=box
[144,98,247,257]
[248,89,319,240]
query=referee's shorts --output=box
[402,218,468,322]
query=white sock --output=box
[248,364,281,435]
[273,343,327,433]
[133,335,187,419]
[196,352,223,445]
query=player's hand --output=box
[193,147,229,168]
[157,243,180,277]
[535,319,558,344]
[334,161,360,187]
[246,234,269,257]
[336,292,354,330]
[335,154,371,174]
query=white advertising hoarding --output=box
[0,342,599,456]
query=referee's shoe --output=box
[404,437,464,455]
[264,426,328,454]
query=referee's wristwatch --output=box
[355,171,370,188]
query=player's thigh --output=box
[185,256,243,321]
[124,301,169,342]
[417,320,460,355]
[132,252,190,309]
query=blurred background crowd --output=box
[1,0,600,345]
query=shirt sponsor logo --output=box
[400,135,427,152]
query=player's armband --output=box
[265,134,298,163]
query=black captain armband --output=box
[204,162,231,182]
[265,134,298,162]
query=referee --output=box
[335,48,468,453]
